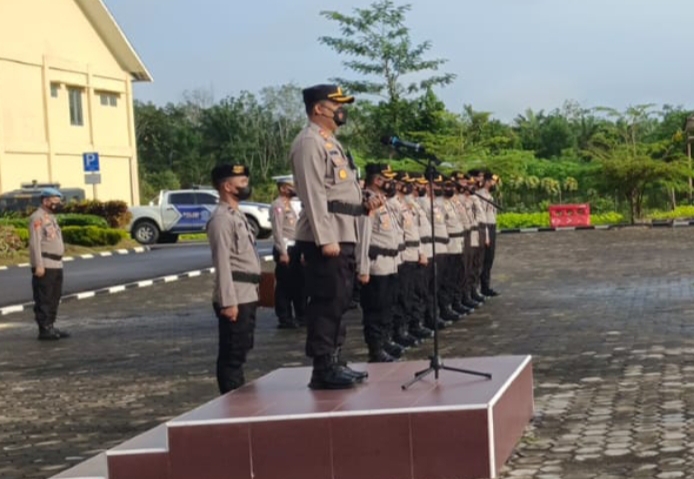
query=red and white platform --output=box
[51,355,534,479]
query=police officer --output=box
[270,175,306,329]
[290,84,379,389]
[29,188,69,340]
[479,172,500,297]
[207,164,261,395]
[441,178,471,317]
[357,163,402,362]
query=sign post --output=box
[82,152,101,200]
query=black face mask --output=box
[443,188,455,198]
[49,203,62,213]
[401,184,413,195]
[489,185,497,192]
[383,181,396,198]
[417,188,427,197]
[234,185,253,201]
[434,189,443,197]
[287,189,297,198]
[333,106,348,126]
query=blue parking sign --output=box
[83,152,100,172]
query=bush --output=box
[0,226,24,256]
[62,200,132,228]
[14,228,29,245]
[648,206,694,221]
[0,213,109,229]
[61,226,128,247]
[0,218,27,228]
[497,211,625,229]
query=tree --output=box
[318,0,455,133]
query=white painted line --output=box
[137,280,154,288]
[76,291,95,300]
[17,263,30,268]
[262,255,273,261]
[0,266,7,271]
[116,249,129,254]
[0,305,25,316]
[163,275,178,283]
[108,285,126,294]
[519,228,539,233]
[99,252,112,257]
[488,404,496,478]
[556,227,576,231]
[167,402,489,427]
[106,448,168,456]
[187,270,201,278]
[134,247,145,253]
[63,257,75,262]
[595,225,610,230]
[80,254,95,259]
[488,355,532,408]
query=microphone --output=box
[381,135,426,153]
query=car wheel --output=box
[245,215,260,238]
[132,220,160,245]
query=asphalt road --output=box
[0,240,273,307]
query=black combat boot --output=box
[393,329,421,348]
[451,302,472,315]
[383,340,405,359]
[309,355,357,390]
[333,349,368,382]
[462,295,480,309]
[440,305,462,323]
[409,323,434,339]
[368,344,397,363]
[471,291,486,303]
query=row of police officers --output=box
[206,84,500,393]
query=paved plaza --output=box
[2,227,694,479]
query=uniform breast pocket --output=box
[234,226,252,254]
[330,154,349,184]
[378,211,392,231]
[284,212,296,225]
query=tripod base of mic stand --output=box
[401,355,492,390]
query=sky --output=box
[105,0,694,122]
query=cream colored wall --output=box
[0,0,141,205]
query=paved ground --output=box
[0,240,273,307]
[2,227,694,479]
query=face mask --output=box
[333,106,348,126]
[287,189,297,198]
[49,203,62,213]
[444,188,455,198]
[401,184,413,195]
[418,188,427,197]
[234,185,252,201]
[383,181,396,197]
[434,189,443,197]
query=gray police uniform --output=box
[356,190,401,360]
[406,194,438,330]
[440,195,464,313]
[29,208,65,332]
[207,203,261,394]
[270,196,306,327]
[471,194,488,297]
[478,188,498,294]
[290,122,364,365]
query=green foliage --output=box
[0,226,24,257]
[497,211,624,229]
[61,226,128,247]
[61,200,132,229]
[648,206,694,220]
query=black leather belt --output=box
[434,237,450,244]
[327,201,366,216]
[398,243,406,252]
[421,237,433,244]
[41,253,62,261]
[368,246,400,260]
[405,241,420,248]
[232,272,261,284]
[449,232,465,238]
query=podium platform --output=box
[51,355,534,479]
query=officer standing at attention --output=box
[270,175,306,329]
[290,84,378,389]
[357,163,402,362]
[479,171,500,297]
[441,178,471,317]
[207,164,261,395]
[29,188,69,341]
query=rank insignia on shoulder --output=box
[325,142,333,149]
[339,169,348,179]
[319,130,329,139]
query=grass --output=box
[180,233,208,242]
[0,238,141,267]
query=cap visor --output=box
[328,94,355,104]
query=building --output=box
[0,0,152,206]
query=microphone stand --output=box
[397,149,492,390]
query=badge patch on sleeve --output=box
[339,169,348,179]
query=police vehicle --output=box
[0,182,85,214]
[127,188,272,245]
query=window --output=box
[168,193,196,205]
[99,92,119,107]
[50,83,59,98]
[194,193,218,205]
[68,87,83,126]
